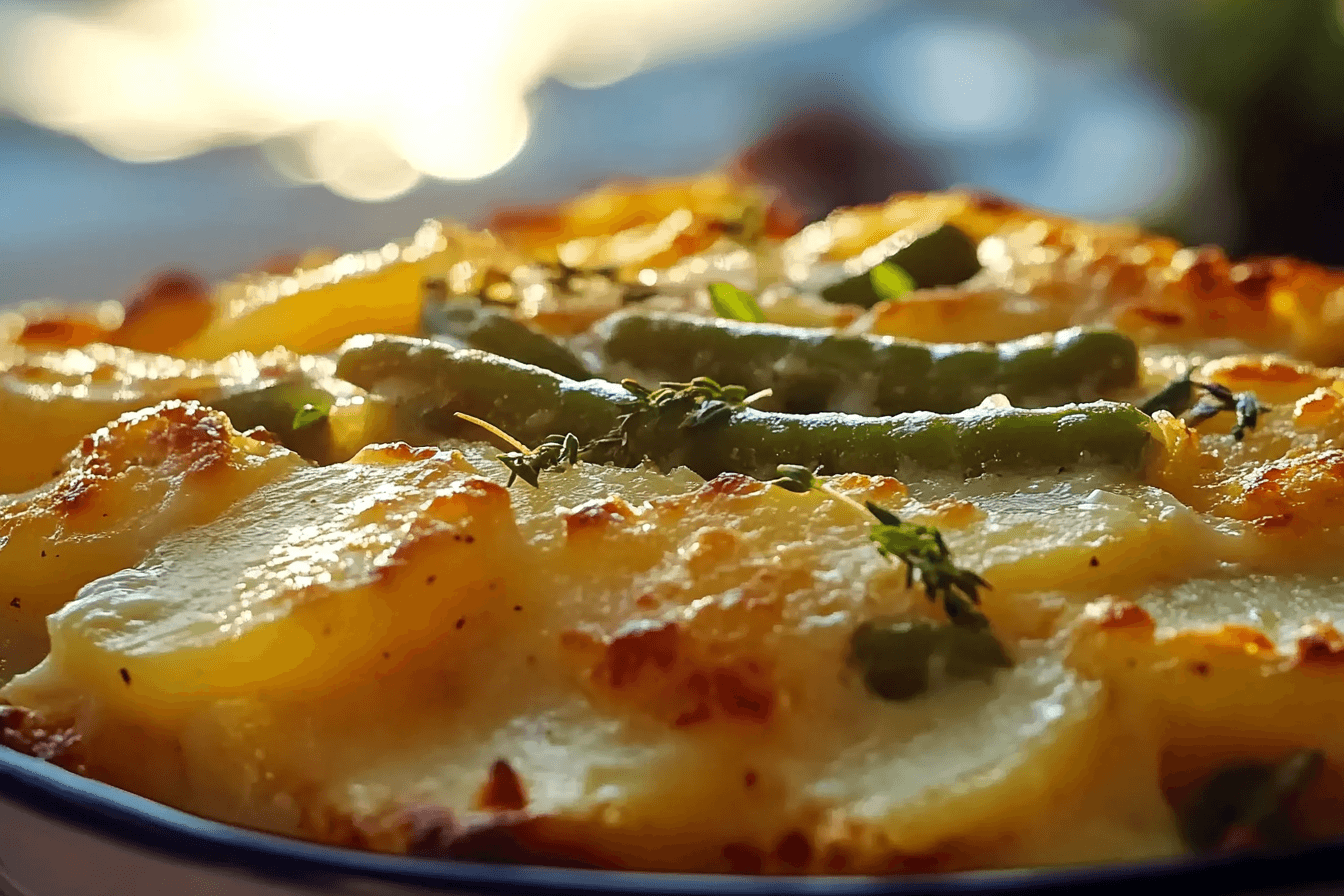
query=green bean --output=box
[211,381,337,463]
[821,223,983,308]
[421,293,593,381]
[595,310,1139,414]
[1178,749,1324,852]
[849,618,1011,701]
[336,335,1156,479]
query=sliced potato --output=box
[1070,600,1344,847]
[0,402,304,680]
[3,454,1207,871]
[0,342,392,493]
[172,221,492,359]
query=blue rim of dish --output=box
[2,747,1342,896]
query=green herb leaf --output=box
[708,282,766,323]
[869,262,916,302]
[768,464,818,493]
[292,402,330,430]
[496,432,581,488]
[865,501,991,628]
[849,618,1011,702]
[1139,374,1196,417]
[1179,749,1325,852]
[1233,391,1263,441]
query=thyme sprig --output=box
[498,433,581,487]
[588,377,772,465]
[453,412,580,487]
[454,377,771,488]
[769,464,991,629]
[1180,380,1266,442]
[1140,373,1266,442]
[622,377,772,427]
[708,282,766,323]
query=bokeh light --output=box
[879,23,1044,143]
[0,0,874,200]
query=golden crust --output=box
[9,179,1344,875]
[0,704,83,771]
[1142,352,1344,538]
[1070,606,1344,846]
[3,448,1170,873]
[802,189,1344,362]
[0,401,302,678]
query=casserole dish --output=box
[8,177,1344,893]
[5,747,1344,896]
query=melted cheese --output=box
[0,402,303,680]
[1143,573,1344,643]
[172,220,463,359]
[10,184,1344,876]
[0,343,386,494]
[2,417,1222,873]
[1069,600,1344,847]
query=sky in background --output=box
[0,0,1206,304]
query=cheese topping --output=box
[6,435,1192,873]
[8,181,1344,875]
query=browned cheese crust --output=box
[5,176,1344,875]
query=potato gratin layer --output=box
[6,176,1344,875]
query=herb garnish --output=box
[498,433,581,488]
[708,282,766,323]
[768,464,991,629]
[868,262,916,302]
[1140,374,1266,441]
[292,402,329,430]
[587,377,772,465]
[1179,749,1325,852]
[454,377,772,487]
[453,412,580,487]
[768,464,1006,701]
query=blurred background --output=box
[2,0,1343,305]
